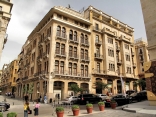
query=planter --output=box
[86,107,93,114]
[56,111,64,117]
[72,109,79,116]
[110,103,117,109]
[98,105,105,111]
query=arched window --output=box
[62,27,66,38]
[74,31,77,41]
[81,33,84,43]
[69,30,73,40]
[85,35,88,44]
[57,26,61,36]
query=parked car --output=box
[62,96,78,104]
[97,94,108,100]
[0,102,10,111]
[104,94,131,107]
[129,90,147,102]
[77,94,102,104]
[126,90,136,96]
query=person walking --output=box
[24,101,29,117]
[44,95,47,104]
[25,94,29,102]
[34,101,40,116]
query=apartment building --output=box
[135,38,149,78]
[0,60,18,94]
[0,0,13,59]
[16,6,139,101]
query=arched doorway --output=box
[117,80,122,93]
[95,78,102,94]
[80,83,89,94]
[107,79,113,93]
[53,81,64,100]
[68,82,77,96]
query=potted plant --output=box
[110,100,117,109]
[56,107,64,117]
[86,103,93,114]
[98,101,105,111]
[7,112,17,117]
[72,105,79,116]
[0,113,3,117]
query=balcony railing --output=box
[69,37,79,44]
[80,56,90,62]
[133,63,136,68]
[56,32,67,41]
[55,50,66,57]
[34,71,49,77]
[44,35,50,42]
[69,53,79,60]
[94,53,103,60]
[117,59,122,65]
[131,52,134,56]
[80,40,89,47]
[95,40,102,46]
[93,26,102,32]
[93,69,104,74]
[102,28,115,36]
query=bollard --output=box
[13,102,14,105]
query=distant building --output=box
[0,0,13,59]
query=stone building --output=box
[0,0,13,59]
[0,60,18,94]
[16,6,139,101]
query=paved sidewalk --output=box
[123,101,156,115]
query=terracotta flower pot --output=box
[98,105,105,111]
[72,109,79,116]
[56,111,64,117]
[110,103,117,109]
[86,107,93,114]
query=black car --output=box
[104,94,131,107]
[129,90,147,102]
[126,90,136,96]
[77,94,102,104]
[0,102,10,111]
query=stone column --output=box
[62,81,68,99]
[130,81,133,90]
[113,79,117,95]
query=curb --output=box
[122,108,137,113]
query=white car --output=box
[62,96,78,104]
[97,94,108,100]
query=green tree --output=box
[23,85,28,94]
[28,83,34,94]
[70,84,83,95]
[134,79,146,91]
[94,81,108,93]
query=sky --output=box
[0,0,147,69]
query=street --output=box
[0,95,155,117]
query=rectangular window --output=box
[81,49,84,59]
[60,61,64,74]
[126,55,130,61]
[15,69,17,74]
[56,42,60,54]
[69,63,72,75]
[95,23,99,30]
[127,67,131,74]
[55,61,59,74]
[74,47,77,58]
[85,65,88,77]
[63,16,67,21]
[81,65,84,76]
[125,44,129,50]
[75,21,78,25]
[97,62,100,73]
[57,14,62,19]
[61,44,65,55]
[108,38,113,44]
[85,50,88,60]
[31,67,34,75]
[96,35,99,42]
[69,46,73,57]
[73,63,77,76]
[80,23,83,27]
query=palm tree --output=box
[94,81,108,94]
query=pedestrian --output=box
[25,94,29,102]
[24,101,30,117]
[40,95,42,102]
[44,95,47,104]
[34,101,40,116]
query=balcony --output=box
[117,59,122,65]
[44,35,50,42]
[133,63,136,68]
[93,26,102,33]
[68,37,79,44]
[92,69,104,75]
[56,32,67,41]
[42,52,49,59]
[55,50,66,58]
[37,55,42,62]
[116,46,120,52]
[94,53,103,60]
[80,40,89,47]
[80,56,90,62]
[68,54,79,60]
[131,52,135,56]
[102,28,116,36]
[119,35,131,43]
[38,41,44,47]
[95,40,102,46]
